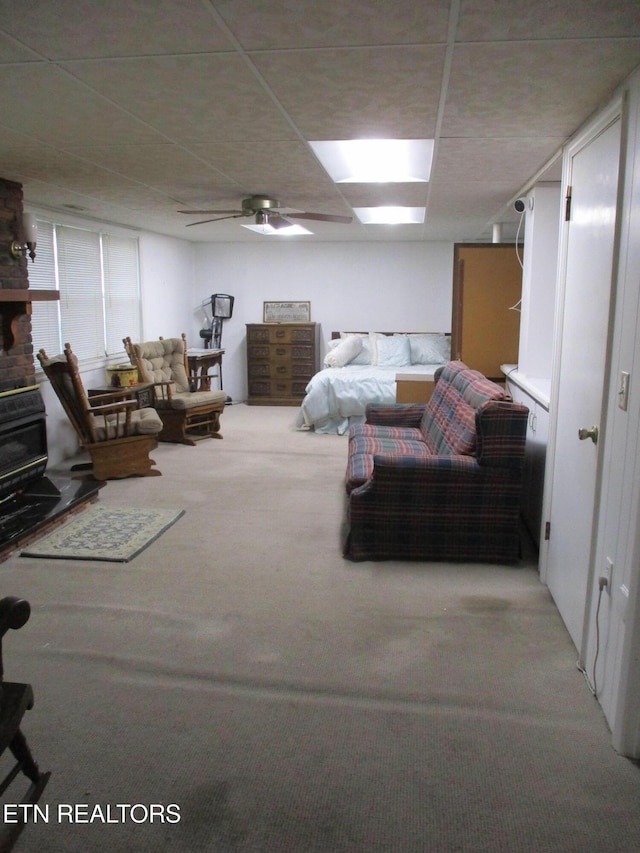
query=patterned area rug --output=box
[21,506,185,562]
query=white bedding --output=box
[295,364,440,435]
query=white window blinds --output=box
[102,234,141,355]
[28,218,141,363]
[28,220,61,359]
[57,226,104,360]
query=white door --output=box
[544,114,621,650]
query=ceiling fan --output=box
[178,195,353,228]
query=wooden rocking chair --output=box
[37,343,163,480]
[0,597,50,853]
[123,334,226,446]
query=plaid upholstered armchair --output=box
[343,362,529,563]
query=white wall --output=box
[518,184,562,387]
[138,232,195,339]
[192,241,454,402]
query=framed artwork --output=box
[263,301,311,323]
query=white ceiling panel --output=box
[0,0,235,58]
[60,54,298,144]
[457,0,640,41]
[0,0,637,243]
[251,46,445,140]
[213,0,451,49]
[442,40,640,138]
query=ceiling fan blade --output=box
[179,209,243,215]
[185,214,246,227]
[287,212,353,224]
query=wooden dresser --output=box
[246,323,319,405]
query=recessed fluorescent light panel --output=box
[354,207,425,225]
[309,139,434,183]
[241,223,312,236]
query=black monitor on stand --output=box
[199,294,235,404]
[199,294,235,349]
[211,294,234,349]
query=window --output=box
[29,218,141,363]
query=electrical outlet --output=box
[603,557,613,588]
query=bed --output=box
[295,331,451,434]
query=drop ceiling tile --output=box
[61,143,242,200]
[429,182,520,217]
[443,40,640,138]
[457,0,640,41]
[213,0,450,49]
[21,175,173,218]
[0,31,40,62]
[0,65,164,145]
[0,0,234,58]
[186,141,344,208]
[61,54,298,144]
[252,46,445,139]
[338,184,430,208]
[432,137,564,189]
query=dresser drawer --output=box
[248,379,309,399]
[247,344,314,363]
[247,324,315,345]
[248,361,314,380]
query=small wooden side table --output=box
[186,348,225,391]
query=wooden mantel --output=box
[0,289,60,351]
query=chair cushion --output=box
[91,407,162,440]
[154,390,226,412]
[134,338,190,393]
[346,434,431,491]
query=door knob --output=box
[578,425,599,444]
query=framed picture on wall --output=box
[263,301,311,323]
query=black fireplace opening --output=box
[0,386,105,556]
[0,386,48,502]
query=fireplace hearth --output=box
[0,386,104,558]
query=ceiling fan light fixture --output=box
[309,139,434,183]
[241,222,313,236]
[354,206,426,224]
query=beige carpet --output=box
[2,403,640,852]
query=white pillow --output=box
[340,333,373,365]
[404,334,451,365]
[323,335,363,367]
[375,334,411,366]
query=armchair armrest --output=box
[87,388,137,405]
[87,398,138,435]
[150,380,176,402]
[87,399,137,416]
[351,453,480,497]
[365,403,427,427]
[475,401,528,470]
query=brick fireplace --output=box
[0,178,102,559]
[0,178,35,391]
